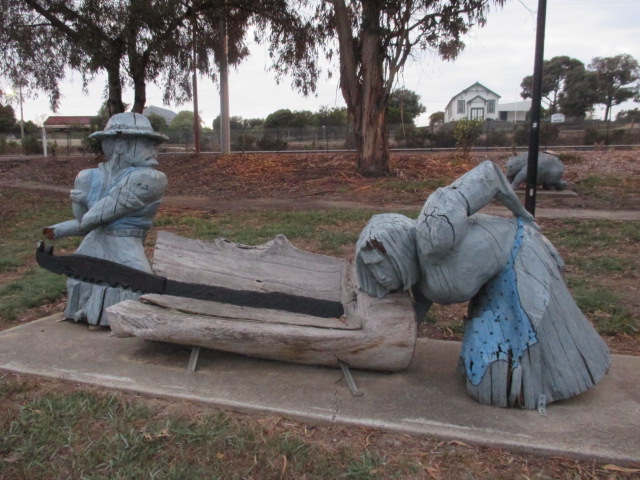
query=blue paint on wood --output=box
[460,219,538,385]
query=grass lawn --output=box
[0,181,638,479]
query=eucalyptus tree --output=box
[269,0,506,176]
[589,54,640,123]
[520,56,586,115]
[0,0,76,110]
[387,89,426,126]
[1,0,306,117]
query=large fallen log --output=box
[107,232,417,372]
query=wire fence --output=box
[160,120,640,153]
[1,119,639,156]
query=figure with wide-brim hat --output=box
[44,112,168,326]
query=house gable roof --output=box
[44,116,95,127]
[445,82,501,113]
[453,82,501,99]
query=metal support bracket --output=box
[187,346,201,373]
[339,360,363,396]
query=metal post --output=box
[219,18,231,154]
[41,127,47,157]
[525,0,547,216]
[18,84,25,140]
[192,12,200,154]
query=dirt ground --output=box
[2,149,639,210]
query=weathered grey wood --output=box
[465,224,611,408]
[153,232,351,304]
[508,364,523,407]
[141,294,361,330]
[506,152,567,190]
[107,233,417,372]
[522,343,543,409]
[45,112,168,326]
[491,361,508,408]
[109,287,416,371]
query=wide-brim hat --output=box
[90,112,169,143]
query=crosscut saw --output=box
[36,242,344,319]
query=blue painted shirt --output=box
[460,219,538,385]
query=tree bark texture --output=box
[106,61,125,116]
[332,0,391,176]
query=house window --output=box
[487,100,496,114]
[457,99,465,114]
[470,108,484,121]
[499,111,508,121]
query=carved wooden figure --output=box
[356,161,610,408]
[506,152,568,190]
[44,113,168,326]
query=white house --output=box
[497,100,532,123]
[444,82,501,123]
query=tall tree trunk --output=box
[129,52,147,114]
[131,72,147,114]
[355,0,390,176]
[332,0,390,176]
[106,62,125,116]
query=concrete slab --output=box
[1,313,639,464]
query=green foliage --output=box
[22,120,40,136]
[0,137,6,154]
[168,110,200,132]
[213,115,249,131]
[454,119,483,157]
[583,127,626,146]
[616,108,640,123]
[146,112,167,132]
[81,132,102,155]
[429,111,445,127]
[233,133,256,151]
[387,88,426,126]
[396,125,430,148]
[91,102,114,131]
[263,109,318,129]
[317,106,348,127]
[521,56,587,114]
[0,103,17,133]
[559,69,598,118]
[485,128,509,147]
[20,135,42,155]
[589,54,640,121]
[257,133,287,151]
[513,122,559,146]
[428,123,457,148]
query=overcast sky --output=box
[6,0,640,127]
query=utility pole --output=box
[192,11,200,154]
[525,0,547,216]
[18,84,24,140]
[219,18,231,154]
